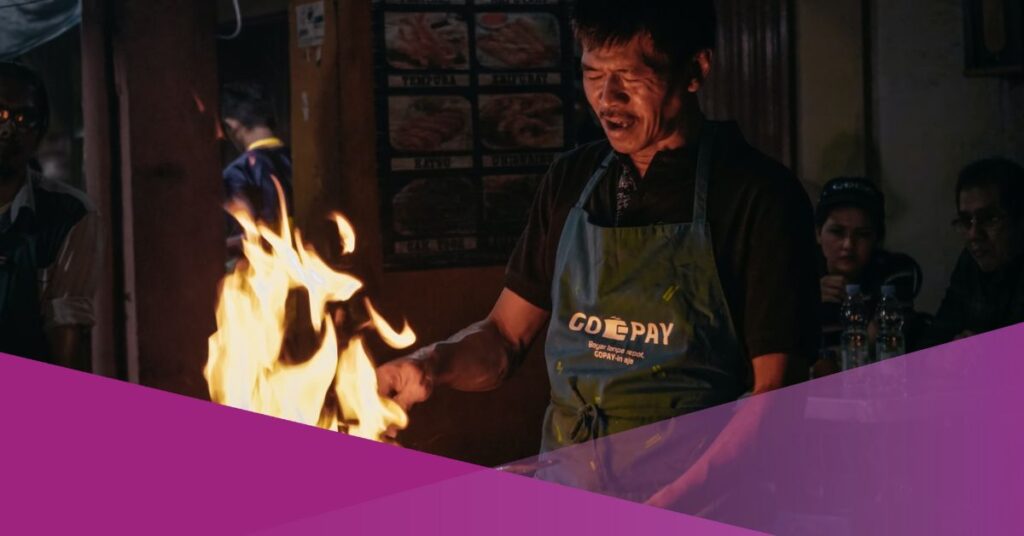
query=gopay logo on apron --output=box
[567,312,674,345]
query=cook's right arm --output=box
[376,288,550,409]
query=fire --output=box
[204,181,413,441]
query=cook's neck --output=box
[627,113,705,178]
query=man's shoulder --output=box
[714,122,800,193]
[223,151,252,176]
[537,140,613,200]
[31,176,96,220]
[224,147,292,181]
[251,145,292,166]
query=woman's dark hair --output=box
[0,61,50,135]
[571,0,716,72]
[220,81,277,130]
[956,157,1024,222]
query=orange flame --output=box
[205,179,412,441]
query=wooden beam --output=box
[110,0,224,396]
[81,0,122,378]
[289,0,342,258]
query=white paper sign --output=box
[295,1,326,48]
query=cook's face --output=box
[958,186,1018,272]
[581,35,687,157]
[817,207,878,279]
[0,78,42,177]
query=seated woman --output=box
[813,177,923,376]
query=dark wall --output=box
[217,13,291,166]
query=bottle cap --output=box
[881,285,896,297]
[845,284,861,296]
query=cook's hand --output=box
[820,275,848,304]
[644,463,708,511]
[376,354,434,411]
[645,484,681,510]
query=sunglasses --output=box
[0,105,42,131]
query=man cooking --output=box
[377,0,819,507]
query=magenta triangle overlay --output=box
[0,355,476,534]
[256,465,762,535]
[0,354,752,535]
[503,323,1024,535]
[4,323,1023,535]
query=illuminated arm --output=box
[377,288,550,408]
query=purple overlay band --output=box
[2,324,1022,534]
[510,323,1024,534]
[0,352,749,535]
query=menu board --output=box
[373,0,575,270]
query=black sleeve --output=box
[504,164,559,311]
[741,174,822,363]
[924,251,973,346]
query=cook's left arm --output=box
[645,353,790,509]
[647,172,817,510]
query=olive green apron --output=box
[539,124,745,495]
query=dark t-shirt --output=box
[505,122,821,367]
[925,250,1024,346]
[223,145,295,235]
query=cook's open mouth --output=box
[602,115,635,131]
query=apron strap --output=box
[574,152,616,209]
[692,122,716,226]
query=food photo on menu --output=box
[479,93,565,150]
[385,12,470,71]
[391,176,480,238]
[475,12,562,70]
[483,174,542,231]
[388,95,473,153]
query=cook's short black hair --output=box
[0,61,50,135]
[956,157,1024,222]
[571,0,716,73]
[221,81,277,130]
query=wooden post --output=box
[289,0,343,259]
[109,0,224,396]
[81,0,122,378]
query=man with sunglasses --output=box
[0,62,99,369]
[926,158,1024,345]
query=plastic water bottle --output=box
[840,284,869,371]
[875,285,905,360]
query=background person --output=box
[812,177,922,375]
[925,158,1024,345]
[0,61,99,369]
[220,81,294,252]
